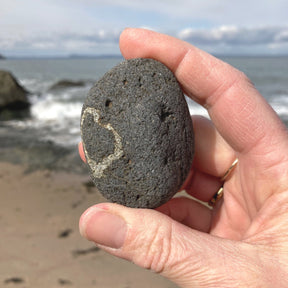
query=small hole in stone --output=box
[164,157,168,165]
[123,79,128,86]
[160,110,173,122]
[138,76,143,87]
[105,99,112,108]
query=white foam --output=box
[186,94,288,120]
[21,78,54,94]
[268,93,288,118]
[10,90,287,148]
[271,103,288,118]
[31,99,82,122]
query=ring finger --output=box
[182,115,236,201]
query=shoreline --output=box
[1,114,288,174]
[0,123,86,174]
[2,122,288,178]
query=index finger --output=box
[119,28,288,159]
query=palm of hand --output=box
[211,150,288,239]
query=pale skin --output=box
[79,28,288,287]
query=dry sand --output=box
[0,162,178,288]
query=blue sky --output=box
[1,0,288,57]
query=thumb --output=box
[79,203,256,287]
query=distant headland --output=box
[68,54,123,59]
[0,54,123,60]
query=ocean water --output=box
[0,56,288,147]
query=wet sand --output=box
[0,162,177,287]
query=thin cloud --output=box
[58,0,288,26]
[178,26,288,46]
[1,26,288,56]
[1,0,288,56]
[276,30,288,42]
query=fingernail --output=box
[80,206,127,249]
[78,142,87,163]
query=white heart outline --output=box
[81,107,124,178]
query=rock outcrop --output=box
[0,70,30,119]
[48,80,85,91]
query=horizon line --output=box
[1,53,288,60]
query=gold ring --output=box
[221,158,239,182]
[208,158,239,207]
[208,187,224,207]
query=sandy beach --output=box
[0,161,177,287]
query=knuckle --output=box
[129,220,173,274]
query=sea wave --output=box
[31,98,82,122]
[5,80,288,147]
[271,103,288,120]
[268,93,288,120]
[11,92,210,146]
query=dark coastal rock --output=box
[49,79,85,91]
[0,70,30,119]
[81,58,194,208]
[0,54,5,60]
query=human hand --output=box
[79,28,288,287]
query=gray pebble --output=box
[81,58,194,208]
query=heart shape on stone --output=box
[81,107,124,178]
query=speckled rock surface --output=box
[81,58,194,208]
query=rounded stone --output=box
[81,58,194,208]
